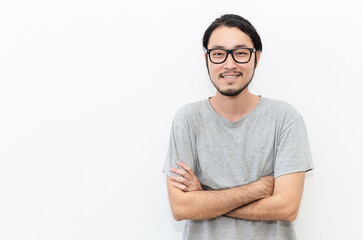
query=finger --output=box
[171,181,189,191]
[177,162,200,181]
[170,167,190,179]
[169,175,191,187]
[177,162,193,175]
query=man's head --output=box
[203,14,262,97]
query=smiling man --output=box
[163,14,313,240]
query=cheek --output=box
[209,64,222,76]
[239,63,255,75]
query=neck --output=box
[209,88,260,122]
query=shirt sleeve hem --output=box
[274,165,314,178]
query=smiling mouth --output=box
[222,75,240,78]
[219,71,243,79]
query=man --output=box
[163,14,313,240]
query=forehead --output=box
[208,26,254,49]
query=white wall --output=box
[1,0,362,239]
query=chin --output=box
[218,88,244,97]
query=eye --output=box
[209,49,226,58]
[213,52,225,57]
[235,51,247,56]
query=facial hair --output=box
[205,57,257,97]
[209,70,256,97]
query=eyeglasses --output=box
[206,47,256,64]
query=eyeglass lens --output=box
[209,48,251,63]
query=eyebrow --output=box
[210,44,249,49]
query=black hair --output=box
[202,14,262,52]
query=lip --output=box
[221,74,240,78]
[220,74,240,81]
[220,76,240,84]
[219,71,242,79]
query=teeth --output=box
[223,75,239,78]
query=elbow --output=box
[285,211,298,222]
[283,206,299,222]
[173,213,184,221]
[171,201,200,221]
[274,194,301,221]
[171,204,187,221]
[171,206,183,221]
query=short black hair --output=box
[203,14,262,52]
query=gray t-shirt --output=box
[163,97,314,240]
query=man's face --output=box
[206,26,260,96]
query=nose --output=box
[223,52,238,70]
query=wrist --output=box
[255,178,274,199]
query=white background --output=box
[1,0,363,239]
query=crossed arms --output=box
[167,162,305,222]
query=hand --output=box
[255,175,274,198]
[169,161,203,192]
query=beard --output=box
[209,70,256,97]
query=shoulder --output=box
[173,99,206,121]
[262,97,301,117]
[172,99,207,129]
[260,97,303,126]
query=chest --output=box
[194,122,279,190]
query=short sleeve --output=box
[162,121,197,176]
[274,116,314,178]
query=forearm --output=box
[176,185,265,220]
[167,177,271,221]
[225,195,297,221]
[225,172,305,221]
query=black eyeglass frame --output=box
[206,47,257,64]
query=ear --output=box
[204,52,207,60]
[254,51,261,68]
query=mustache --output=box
[218,71,243,78]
